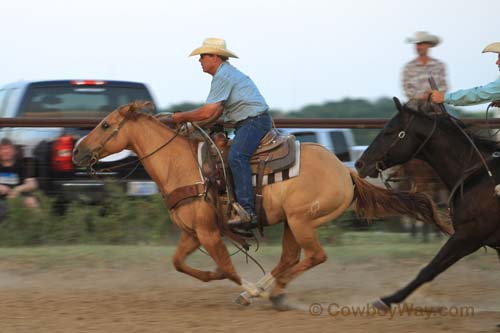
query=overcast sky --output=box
[1,0,499,111]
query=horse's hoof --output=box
[270,294,292,311]
[234,293,252,307]
[372,299,391,311]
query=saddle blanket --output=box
[197,141,301,187]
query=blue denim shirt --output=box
[206,62,268,124]
[445,78,500,106]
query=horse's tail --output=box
[350,170,453,235]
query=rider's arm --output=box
[443,79,500,106]
[172,102,223,124]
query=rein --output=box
[448,115,493,178]
[191,122,231,204]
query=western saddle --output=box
[165,127,297,245]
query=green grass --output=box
[0,232,493,272]
[0,245,177,271]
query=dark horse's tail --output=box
[350,171,453,235]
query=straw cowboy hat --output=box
[482,42,500,54]
[189,38,239,58]
[406,31,440,47]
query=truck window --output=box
[0,89,7,116]
[2,88,22,118]
[329,131,350,162]
[293,132,318,143]
[18,86,153,118]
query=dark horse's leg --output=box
[376,232,483,308]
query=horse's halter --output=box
[84,113,181,176]
[375,113,437,174]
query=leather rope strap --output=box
[254,158,268,236]
[165,183,207,210]
[165,132,251,250]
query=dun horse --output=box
[72,101,447,309]
[356,97,500,309]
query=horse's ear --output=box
[393,97,404,113]
[131,100,155,113]
[118,104,133,117]
[118,101,155,119]
[141,100,155,111]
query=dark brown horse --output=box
[355,97,500,309]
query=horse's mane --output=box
[403,100,500,152]
[117,100,168,127]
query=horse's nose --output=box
[72,148,81,165]
[354,160,364,170]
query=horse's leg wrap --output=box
[237,272,275,302]
[241,279,261,297]
[257,272,276,290]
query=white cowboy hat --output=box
[482,42,500,54]
[189,38,239,58]
[406,31,440,47]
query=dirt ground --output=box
[0,245,499,333]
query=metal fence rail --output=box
[2,117,500,129]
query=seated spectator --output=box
[0,138,39,210]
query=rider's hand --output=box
[491,100,500,108]
[430,91,445,104]
[172,111,184,124]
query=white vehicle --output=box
[279,128,366,169]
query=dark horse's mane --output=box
[403,100,500,152]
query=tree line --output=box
[160,97,484,145]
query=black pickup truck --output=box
[0,80,159,204]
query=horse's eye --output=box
[102,122,110,130]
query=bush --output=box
[0,181,417,247]
[0,194,53,246]
[0,182,176,246]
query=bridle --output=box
[374,108,495,206]
[87,116,130,168]
[375,113,438,175]
[85,114,180,176]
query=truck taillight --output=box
[52,135,75,172]
[70,80,106,86]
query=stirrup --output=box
[229,215,258,230]
[231,228,255,238]
[228,202,252,225]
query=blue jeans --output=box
[228,112,272,215]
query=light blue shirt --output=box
[206,62,268,124]
[444,78,500,106]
